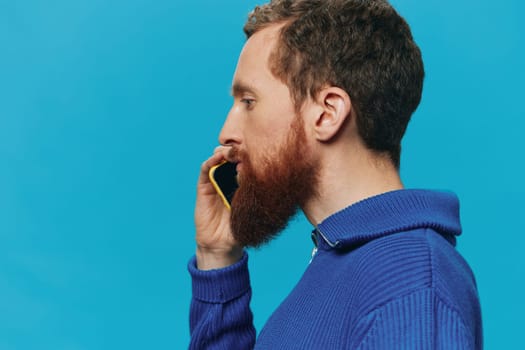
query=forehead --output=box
[233,25,283,89]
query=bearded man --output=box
[188,0,482,349]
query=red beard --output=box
[229,117,319,248]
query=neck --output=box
[303,148,403,225]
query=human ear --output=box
[313,87,352,142]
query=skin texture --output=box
[194,24,404,270]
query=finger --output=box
[213,145,233,158]
[200,152,225,177]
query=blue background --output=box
[1,0,523,349]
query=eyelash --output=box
[240,98,255,108]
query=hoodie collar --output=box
[312,189,462,251]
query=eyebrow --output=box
[230,81,259,97]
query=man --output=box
[188,0,482,349]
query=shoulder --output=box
[339,231,481,348]
[337,228,478,314]
[351,288,478,350]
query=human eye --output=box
[240,98,256,109]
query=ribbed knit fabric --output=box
[188,189,482,349]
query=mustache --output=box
[227,147,247,164]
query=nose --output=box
[218,106,242,146]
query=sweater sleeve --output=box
[188,252,256,350]
[355,289,475,350]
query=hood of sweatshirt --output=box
[312,189,462,251]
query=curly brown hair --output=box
[244,0,424,168]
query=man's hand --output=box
[194,146,243,270]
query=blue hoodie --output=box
[188,189,482,349]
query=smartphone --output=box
[209,161,238,210]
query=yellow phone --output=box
[209,161,238,210]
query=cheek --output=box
[251,120,292,146]
[242,123,272,153]
[243,104,296,156]
[244,128,284,162]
